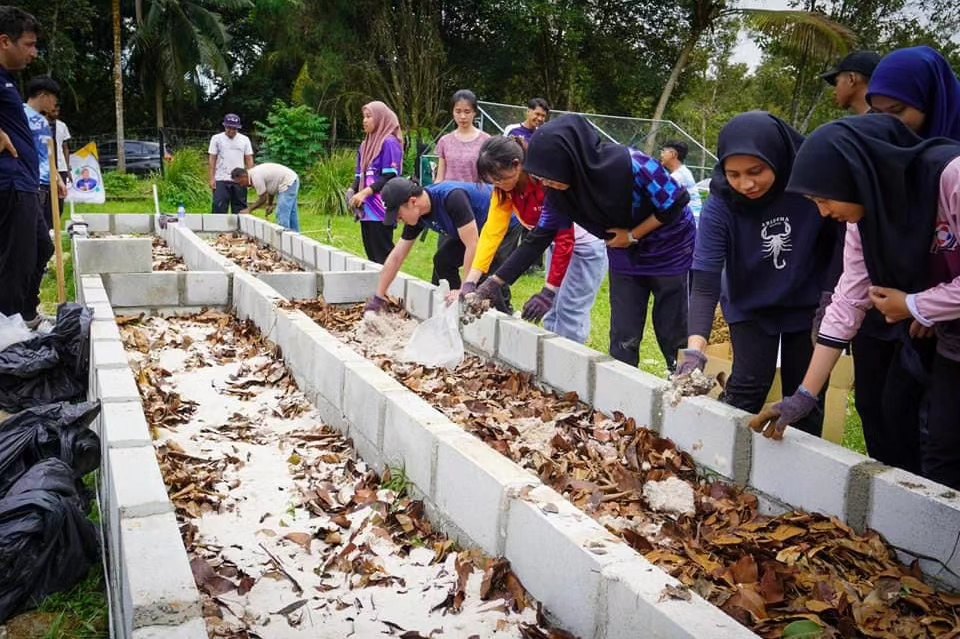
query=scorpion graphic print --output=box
[760,216,792,269]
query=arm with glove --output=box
[521,227,574,322]
[365,238,415,314]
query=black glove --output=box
[521,287,556,322]
[471,278,508,313]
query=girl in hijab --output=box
[676,112,836,436]
[349,101,403,264]
[467,114,695,372]
[867,46,960,141]
[754,115,960,488]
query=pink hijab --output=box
[359,101,403,173]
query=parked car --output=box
[97,140,172,174]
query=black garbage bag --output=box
[0,401,101,500]
[0,458,100,623]
[0,304,93,412]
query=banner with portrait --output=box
[65,142,105,204]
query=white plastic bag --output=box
[402,300,464,369]
[0,313,32,352]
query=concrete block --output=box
[593,359,667,431]
[602,557,758,639]
[131,618,208,639]
[434,432,539,556]
[496,319,549,373]
[75,238,152,274]
[254,272,317,301]
[80,213,111,233]
[101,400,152,449]
[541,337,605,403]
[285,320,365,418]
[97,367,142,403]
[749,427,868,519]
[182,214,203,231]
[120,512,201,633]
[319,271,380,304]
[261,220,285,248]
[201,213,238,233]
[113,214,153,234]
[865,468,960,589]
[462,309,505,357]
[661,396,752,481]
[382,393,461,497]
[109,446,172,519]
[329,250,350,272]
[313,244,333,272]
[387,272,411,301]
[88,300,116,324]
[504,485,636,639]
[342,360,408,449]
[104,273,179,307]
[362,261,383,272]
[80,275,110,304]
[182,272,231,306]
[232,272,283,338]
[344,255,366,271]
[288,233,307,264]
[404,279,436,320]
[91,318,123,343]
[92,338,129,371]
[281,231,294,257]
[239,213,257,236]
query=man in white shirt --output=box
[659,140,703,225]
[208,113,253,214]
[45,103,69,214]
[232,163,300,231]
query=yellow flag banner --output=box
[65,142,105,204]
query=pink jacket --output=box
[819,157,960,347]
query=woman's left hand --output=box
[605,227,634,249]
[869,286,911,323]
[349,189,369,209]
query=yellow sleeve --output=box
[471,195,514,274]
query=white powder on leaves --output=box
[642,476,696,517]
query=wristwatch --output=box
[627,231,639,245]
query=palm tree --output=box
[651,1,856,124]
[112,0,126,172]
[131,0,250,129]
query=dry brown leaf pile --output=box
[285,300,960,639]
[152,236,187,271]
[210,232,303,272]
[711,308,730,345]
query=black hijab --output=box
[710,111,806,210]
[787,114,960,293]
[522,114,633,228]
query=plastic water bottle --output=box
[177,202,186,224]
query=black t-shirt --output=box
[400,188,475,240]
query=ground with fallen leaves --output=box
[285,300,960,639]
[118,311,568,639]
[153,236,187,271]
[208,233,303,272]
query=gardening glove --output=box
[459,281,478,300]
[521,287,556,322]
[748,386,819,440]
[364,295,389,315]
[674,349,708,378]
[467,278,508,314]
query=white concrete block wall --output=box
[113,214,153,235]
[344,255,366,271]
[96,367,142,404]
[319,271,380,304]
[104,273,180,307]
[434,431,539,556]
[404,280,436,320]
[232,271,286,340]
[593,360,668,432]
[130,618,208,639]
[182,272,231,306]
[342,360,410,472]
[238,213,256,236]
[382,393,462,497]
[108,446,174,519]
[313,243,333,272]
[201,214,239,233]
[329,250,350,272]
[387,272,411,301]
[100,401,152,449]
[495,319,550,374]
[281,231,293,257]
[540,337,606,404]
[462,309,505,357]
[254,272,317,301]
[77,213,111,233]
[75,238,153,275]
[660,396,752,481]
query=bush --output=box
[255,101,329,177]
[101,171,150,200]
[156,148,210,212]
[302,148,356,216]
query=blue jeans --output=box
[543,236,607,344]
[276,179,300,231]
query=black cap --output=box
[821,51,882,86]
[380,177,419,226]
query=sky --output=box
[729,0,794,70]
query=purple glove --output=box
[364,295,389,314]
[675,349,708,377]
[748,386,820,439]
[459,281,478,300]
[474,278,508,313]
[521,287,556,322]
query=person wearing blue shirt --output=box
[660,141,703,225]
[24,76,66,230]
[0,7,53,328]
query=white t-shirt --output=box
[54,120,71,172]
[670,164,703,219]
[208,131,254,181]
[248,163,297,196]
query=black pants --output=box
[608,272,687,372]
[212,180,248,214]
[39,188,53,231]
[0,189,54,321]
[58,170,68,221]
[725,321,824,436]
[925,353,960,489]
[851,331,930,474]
[361,221,395,264]
[432,227,518,311]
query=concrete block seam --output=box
[846,461,885,533]
[732,414,754,486]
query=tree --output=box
[112,0,126,172]
[130,0,249,129]
[651,1,856,123]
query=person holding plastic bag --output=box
[364,178,494,313]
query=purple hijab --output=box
[867,46,960,141]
